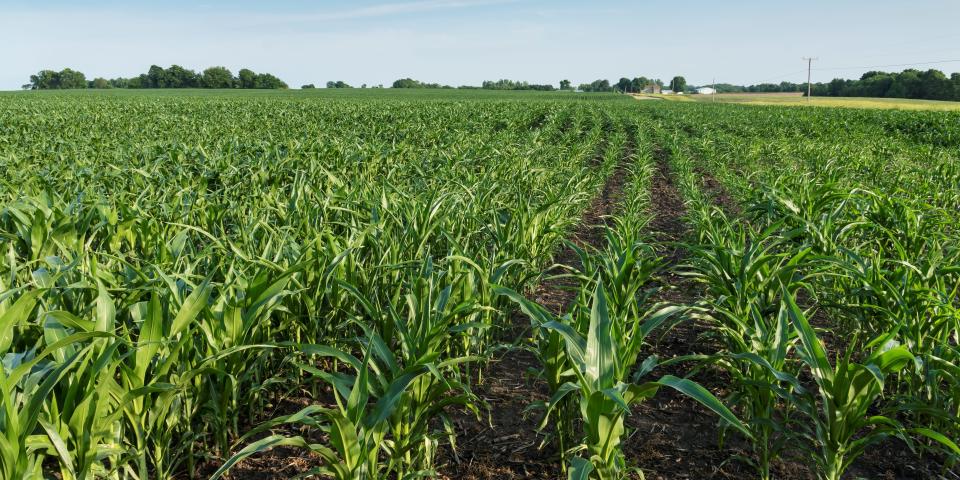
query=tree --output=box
[579,79,611,92]
[301,84,316,89]
[630,77,649,92]
[147,65,168,88]
[165,65,200,88]
[895,69,922,98]
[669,76,687,92]
[919,69,952,100]
[559,79,571,90]
[827,78,847,96]
[201,66,234,88]
[28,68,87,89]
[28,70,58,89]
[326,80,351,88]
[254,73,287,89]
[392,78,449,88]
[480,79,554,91]
[128,74,149,88]
[238,68,256,89]
[58,68,86,89]
[392,78,422,88]
[91,77,110,89]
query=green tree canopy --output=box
[808,68,960,100]
[201,67,235,88]
[579,79,611,92]
[481,79,554,91]
[27,68,88,89]
[238,68,257,89]
[669,76,687,92]
[253,73,287,89]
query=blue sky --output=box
[2,0,959,90]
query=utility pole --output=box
[712,77,715,102]
[803,57,818,102]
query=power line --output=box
[813,58,960,72]
[753,69,809,84]
[733,57,960,89]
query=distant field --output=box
[659,91,960,111]
[0,87,626,102]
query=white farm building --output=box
[697,87,716,95]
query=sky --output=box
[2,0,960,90]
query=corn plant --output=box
[500,282,749,479]
[685,208,813,479]
[780,291,960,480]
[213,257,483,478]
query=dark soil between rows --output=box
[436,125,633,479]
[637,146,957,480]
[624,146,765,480]
[196,125,956,480]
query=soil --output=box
[623,145,760,480]
[193,123,957,480]
[437,123,633,479]
[195,389,333,479]
[629,144,958,480]
[696,166,741,217]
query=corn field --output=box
[0,90,957,479]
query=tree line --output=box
[387,77,681,92]
[810,69,960,101]
[479,79,555,91]
[382,78,554,90]
[24,70,691,94]
[25,65,288,90]
[576,76,689,93]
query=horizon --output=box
[3,0,960,90]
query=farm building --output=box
[661,89,674,95]
[697,87,716,95]
[642,84,661,94]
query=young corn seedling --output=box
[501,282,750,479]
[214,257,482,479]
[686,209,812,480]
[781,291,960,480]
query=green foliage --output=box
[391,78,450,89]
[651,100,960,477]
[27,68,87,90]
[2,88,958,479]
[811,68,960,100]
[0,91,636,478]
[481,79,555,91]
[201,66,235,88]
[669,76,687,93]
[578,79,612,92]
[29,65,289,90]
